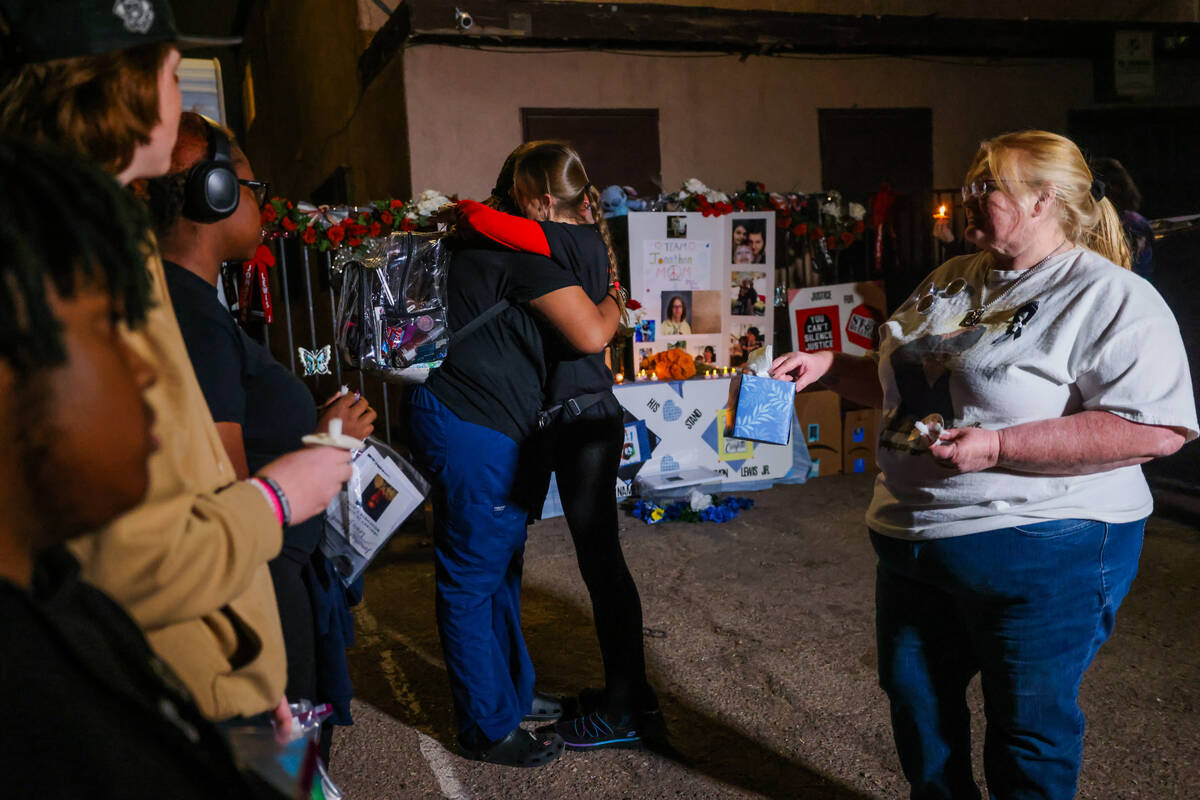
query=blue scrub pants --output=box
[408,386,535,743]
[871,518,1145,800]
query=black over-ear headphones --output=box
[181,117,240,223]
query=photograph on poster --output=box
[638,346,655,364]
[635,318,656,342]
[730,270,767,316]
[660,292,692,335]
[667,215,688,238]
[729,323,766,367]
[732,218,768,264]
[689,290,723,334]
[644,239,712,291]
[730,220,748,259]
[672,335,720,370]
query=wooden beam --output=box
[358,0,1200,88]
[359,2,413,87]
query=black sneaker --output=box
[458,728,565,767]
[549,710,643,750]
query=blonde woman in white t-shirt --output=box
[770,130,1198,800]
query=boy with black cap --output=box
[0,0,353,725]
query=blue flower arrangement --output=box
[631,495,754,525]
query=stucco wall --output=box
[400,46,1092,199]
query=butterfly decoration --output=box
[299,345,333,376]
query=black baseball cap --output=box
[0,0,209,64]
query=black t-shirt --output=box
[0,547,282,798]
[540,223,620,417]
[424,241,577,441]
[164,261,323,553]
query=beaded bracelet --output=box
[250,476,292,527]
[249,479,283,525]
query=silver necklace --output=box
[959,241,1067,328]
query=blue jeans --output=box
[408,387,535,743]
[871,518,1145,800]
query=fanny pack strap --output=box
[538,390,611,429]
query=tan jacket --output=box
[70,250,286,721]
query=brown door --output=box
[520,108,662,199]
[819,107,933,311]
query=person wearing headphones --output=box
[148,111,376,755]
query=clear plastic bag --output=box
[335,232,450,383]
[321,436,430,587]
[224,700,329,799]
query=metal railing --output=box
[236,237,400,449]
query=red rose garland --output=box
[257,192,454,254]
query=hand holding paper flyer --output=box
[321,441,428,586]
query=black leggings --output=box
[551,412,653,713]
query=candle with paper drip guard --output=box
[907,413,949,450]
[302,416,366,451]
[933,204,949,220]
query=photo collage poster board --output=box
[627,211,775,372]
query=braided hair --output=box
[0,136,153,375]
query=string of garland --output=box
[257,189,455,255]
[631,495,755,524]
[255,181,869,256]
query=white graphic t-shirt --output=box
[867,247,1199,539]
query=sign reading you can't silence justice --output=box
[788,281,887,357]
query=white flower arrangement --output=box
[415,189,452,218]
[848,202,867,221]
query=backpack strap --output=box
[449,299,511,347]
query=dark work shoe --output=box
[522,689,563,722]
[458,728,565,767]
[548,710,643,750]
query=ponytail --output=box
[1083,196,1132,270]
[968,130,1135,270]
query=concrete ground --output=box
[329,473,1199,799]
